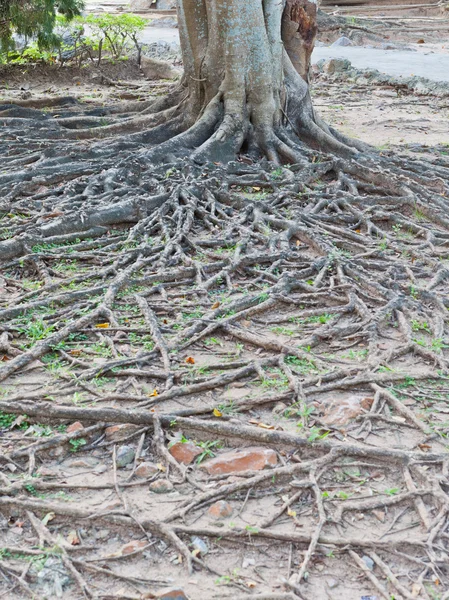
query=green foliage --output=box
[1,9,147,65]
[0,0,84,53]
[69,438,87,452]
[84,13,147,60]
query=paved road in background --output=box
[140,26,449,83]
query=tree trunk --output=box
[144,0,368,164]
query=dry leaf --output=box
[42,211,63,219]
[157,463,166,472]
[41,512,55,526]
[213,408,222,417]
[211,301,220,309]
[95,323,109,329]
[148,389,158,397]
[1,355,10,361]
[418,443,431,452]
[185,356,195,364]
[69,349,82,356]
[246,581,257,588]
[252,186,261,191]
[67,530,80,546]
[257,423,274,430]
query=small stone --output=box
[207,500,233,520]
[169,441,202,465]
[362,555,375,571]
[322,395,373,426]
[93,464,108,474]
[155,588,189,600]
[191,536,208,555]
[135,462,159,478]
[201,447,277,475]
[115,445,135,468]
[323,58,351,75]
[331,36,353,47]
[66,422,83,434]
[140,56,181,80]
[372,509,385,523]
[149,479,174,494]
[105,424,141,442]
[327,578,339,589]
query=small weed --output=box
[195,440,223,464]
[69,438,87,452]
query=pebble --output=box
[191,536,208,555]
[207,500,233,520]
[201,447,277,475]
[169,441,202,465]
[66,422,84,433]
[154,588,189,600]
[115,445,135,468]
[327,578,339,589]
[149,479,174,494]
[332,36,353,47]
[362,555,375,571]
[135,461,159,478]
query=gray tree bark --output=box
[144,0,368,163]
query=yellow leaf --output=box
[211,301,220,309]
[157,463,166,472]
[252,186,261,191]
[287,508,297,517]
[41,512,55,526]
[213,408,223,417]
[148,389,158,397]
[95,323,109,329]
[257,423,274,430]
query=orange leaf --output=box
[67,530,80,545]
[185,356,195,364]
[95,323,109,329]
[1,355,9,362]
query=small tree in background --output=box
[0,0,84,52]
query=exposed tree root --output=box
[0,87,449,598]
